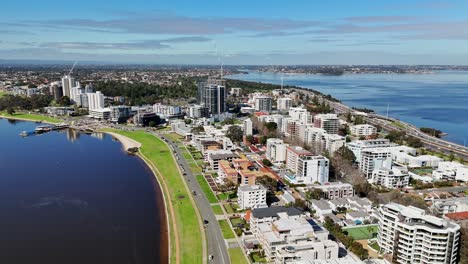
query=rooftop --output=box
[251,206,304,219]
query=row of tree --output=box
[0,94,55,112]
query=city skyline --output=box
[1,0,468,64]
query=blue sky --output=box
[1,0,468,64]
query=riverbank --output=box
[104,131,142,150]
[101,129,205,264]
[0,112,61,124]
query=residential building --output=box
[285,155,329,185]
[153,103,182,116]
[250,207,339,263]
[61,75,75,98]
[230,87,242,96]
[87,91,105,110]
[433,161,468,182]
[206,151,239,171]
[188,104,208,118]
[371,166,410,189]
[277,97,293,111]
[350,124,377,137]
[359,147,392,178]
[244,118,253,136]
[378,203,460,264]
[238,184,268,210]
[289,107,312,124]
[198,78,226,115]
[431,197,468,217]
[313,182,354,200]
[266,138,287,163]
[218,160,239,185]
[346,139,394,162]
[313,114,340,134]
[286,146,313,173]
[255,96,273,112]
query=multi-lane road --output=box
[322,95,468,160]
[158,133,230,264]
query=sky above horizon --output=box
[1,0,468,65]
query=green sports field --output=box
[343,225,379,240]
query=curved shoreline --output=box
[102,131,171,263]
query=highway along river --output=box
[0,118,167,264]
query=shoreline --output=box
[0,113,61,125]
[228,72,468,150]
[101,131,171,263]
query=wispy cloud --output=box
[344,16,420,23]
[37,37,211,51]
[19,12,322,35]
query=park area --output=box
[343,225,379,240]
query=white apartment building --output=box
[313,114,340,134]
[378,203,460,264]
[433,161,468,182]
[237,184,268,210]
[87,91,105,110]
[350,124,377,137]
[277,97,293,111]
[250,207,339,263]
[286,146,313,173]
[291,155,329,185]
[323,134,346,154]
[61,75,75,98]
[188,104,208,118]
[371,166,409,189]
[266,138,287,163]
[289,107,312,124]
[89,108,111,120]
[347,139,395,162]
[230,87,242,96]
[244,118,253,136]
[153,103,182,116]
[254,96,273,112]
[359,148,393,178]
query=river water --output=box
[229,71,468,145]
[0,118,167,264]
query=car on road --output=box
[208,255,214,260]
[192,190,197,195]
[203,220,209,225]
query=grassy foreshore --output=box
[0,111,61,124]
[101,129,204,264]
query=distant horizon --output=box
[1,59,468,67]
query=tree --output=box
[6,107,15,115]
[265,122,277,133]
[262,159,273,167]
[256,175,278,192]
[306,188,324,200]
[191,126,205,134]
[336,146,356,163]
[58,96,71,106]
[148,121,157,127]
[226,125,243,143]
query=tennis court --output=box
[343,225,379,240]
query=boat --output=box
[35,126,52,133]
[19,131,28,137]
[53,123,70,130]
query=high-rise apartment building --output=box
[198,78,226,115]
[378,203,460,264]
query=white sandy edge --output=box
[104,131,142,150]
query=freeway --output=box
[158,133,230,264]
[311,92,468,160]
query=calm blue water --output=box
[229,71,468,145]
[0,119,167,264]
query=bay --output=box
[0,118,167,264]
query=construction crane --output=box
[68,61,77,76]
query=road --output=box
[314,93,468,160]
[158,133,230,264]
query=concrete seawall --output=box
[105,132,142,150]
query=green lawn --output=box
[0,112,61,124]
[343,225,379,240]
[188,161,203,174]
[165,132,184,143]
[229,248,249,264]
[218,219,235,239]
[369,241,381,252]
[211,205,224,215]
[391,121,406,129]
[102,129,203,264]
[230,217,246,227]
[250,252,267,263]
[223,203,235,214]
[218,191,237,201]
[196,175,218,203]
